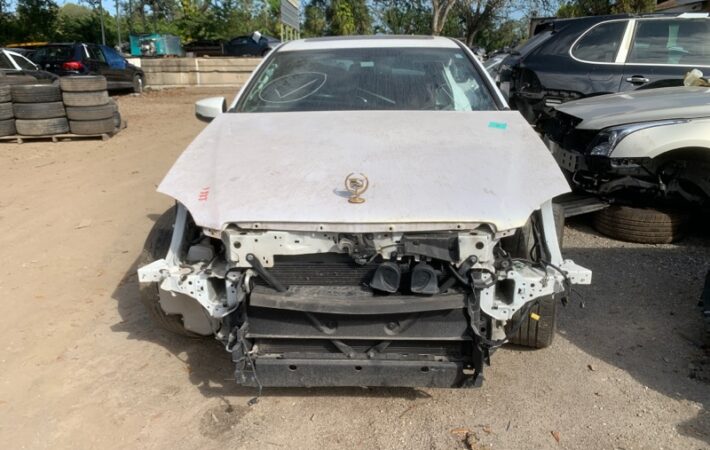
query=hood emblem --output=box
[345,173,369,204]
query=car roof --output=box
[544,11,708,26]
[279,35,460,51]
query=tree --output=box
[304,0,328,36]
[302,0,372,36]
[329,0,356,35]
[456,0,506,47]
[15,0,59,41]
[557,0,655,17]
[476,18,524,50]
[374,0,431,34]
[348,0,372,34]
[614,0,655,13]
[175,0,219,41]
[432,0,456,35]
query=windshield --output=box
[238,47,497,112]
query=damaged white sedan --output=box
[138,36,591,388]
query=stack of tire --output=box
[60,76,118,135]
[11,83,70,136]
[0,84,14,137]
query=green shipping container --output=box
[129,34,183,57]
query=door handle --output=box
[626,76,650,84]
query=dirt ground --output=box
[0,88,708,450]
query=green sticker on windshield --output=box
[488,121,508,130]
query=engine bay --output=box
[138,203,590,388]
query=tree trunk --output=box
[431,0,456,35]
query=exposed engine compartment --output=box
[138,202,590,388]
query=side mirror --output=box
[195,97,227,122]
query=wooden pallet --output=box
[0,120,127,144]
[0,132,113,144]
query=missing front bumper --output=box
[236,358,469,388]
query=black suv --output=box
[30,43,145,92]
[499,13,710,124]
[224,34,280,57]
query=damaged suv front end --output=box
[543,86,710,206]
[137,37,591,388]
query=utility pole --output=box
[116,0,123,50]
[98,0,107,45]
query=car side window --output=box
[0,52,13,69]
[101,46,126,68]
[629,19,710,65]
[572,20,628,63]
[87,46,107,63]
[231,37,248,46]
[12,54,37,70]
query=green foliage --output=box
[174,0,219,41]
[304,2,328,36]
[557,0,655,17]
[330,0,356,35]
[303,0,372,36]
[373,0,431,34]
[0,0,638,53]
[476,18,525,51]
[0,13,21,45]
[614,0,655,13]
[16,0,59,41]
[348,0,372,34]
[55,3,117,43]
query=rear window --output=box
[238,47,497,112]
[628,19,710,65]
[31,46,74,62]
[572,21,628,63]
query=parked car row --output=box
[183,32,281,57]
[6,33,278,92]
[3,43,144,93]
[483,12,710,243]
[498,12,710,125]
[28,43,144,93]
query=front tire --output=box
[593,205,690,244]
[138,206,202,337]
[132,75,143,94]
[504,203,565,349]
[508,296,558,348]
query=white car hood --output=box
[158,110,570,232]
[555,86,710,130]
